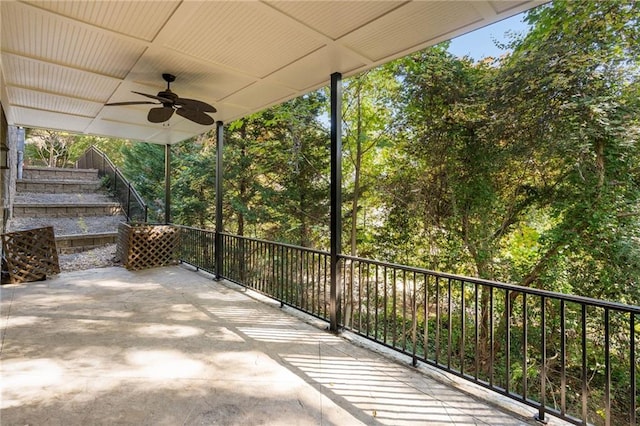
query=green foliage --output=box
[114,2,640,422]
[224,92,330,247]
[121,142,166,222]
[24,129,74,167]
[68,135,130,166]
[24,130,130,167]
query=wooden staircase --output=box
[6,167,127,254]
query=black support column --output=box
[215,121,224,280]
[330,72,343,332]
[164,144,171,224]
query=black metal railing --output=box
[177,231,639,426]
[340,255,639,426]
[221,233,331,319]
[76,146,147,222]
[174,225,216,275]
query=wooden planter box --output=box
[1,226,60,284]
[117,223,179,270]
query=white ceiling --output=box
[1,0,543,145]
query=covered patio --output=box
[1,264,541,425]
[4,2,638,425]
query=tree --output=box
[24,129,74,167]
[171,137,217,228]
[342,66,398,258]
[491,0,640,300]
[121,142,166,222]
[224,93,330,247]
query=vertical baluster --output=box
[475,283,479,380]
[604,308,611,426]
[392,269,398,348]
[424,274,429,362]
[523,293,528,400]
[287,246,292,306]
[435,276,441,365]
[447,278,452,369]
[536,296,547,423]
[490,287,494,387]
[366,263,371,337]
[561,300,566,416]
[506,289,511,394]
[461,281,466,375]
[631,313,636,426]
[383,266,388,345]
[350,260,356,326]
[403,270,408,351]
[358,261,363,332]
[412,271,418,366]
[310,252,316,315]
[375,265,380,343]
[582,304,588,424]
[303,250,308,311]
[323,255,328,319]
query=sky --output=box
[447,13,530,61]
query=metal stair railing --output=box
[75,146,148,223]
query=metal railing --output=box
[340,255,639,426]
[174,225,216,275]
[221,233,331,319]
[177,231,639,426]
[76,146,147,223]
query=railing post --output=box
[215,121,224,280]
[126,182,132,221]
[164,144,171,224]
[329,72,342,332]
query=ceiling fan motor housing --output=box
[158,90,178,107]
[105,73,216,125]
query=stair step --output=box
[13,203,122,218]
[55,232,118,254]
[17,179,101,193]
[14,192,113,204]
[22,167,99,182]
[8,166,127,254]
[5,216,127,236]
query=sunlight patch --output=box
[136,324,204,338]
[125,349,205,379]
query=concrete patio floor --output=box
[1,265,556,425]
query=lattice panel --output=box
[117,223,179,271]
[2,226,60,284]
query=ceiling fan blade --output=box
[132,91,174,104]
[176,108,214,125]
[105,101,158,106]
[175,98,216,113]
[148,107,175,123]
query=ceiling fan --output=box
[105,73,216,125]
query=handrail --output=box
[175,229,639,426]
[75,146,148,223]
[338,253,640,314]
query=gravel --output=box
[7,216,127,236]
[58,243,121,272]
[14,192,115,204]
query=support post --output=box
[215,121,224,280]
[164,144,171,224]
[329,72,343,332]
